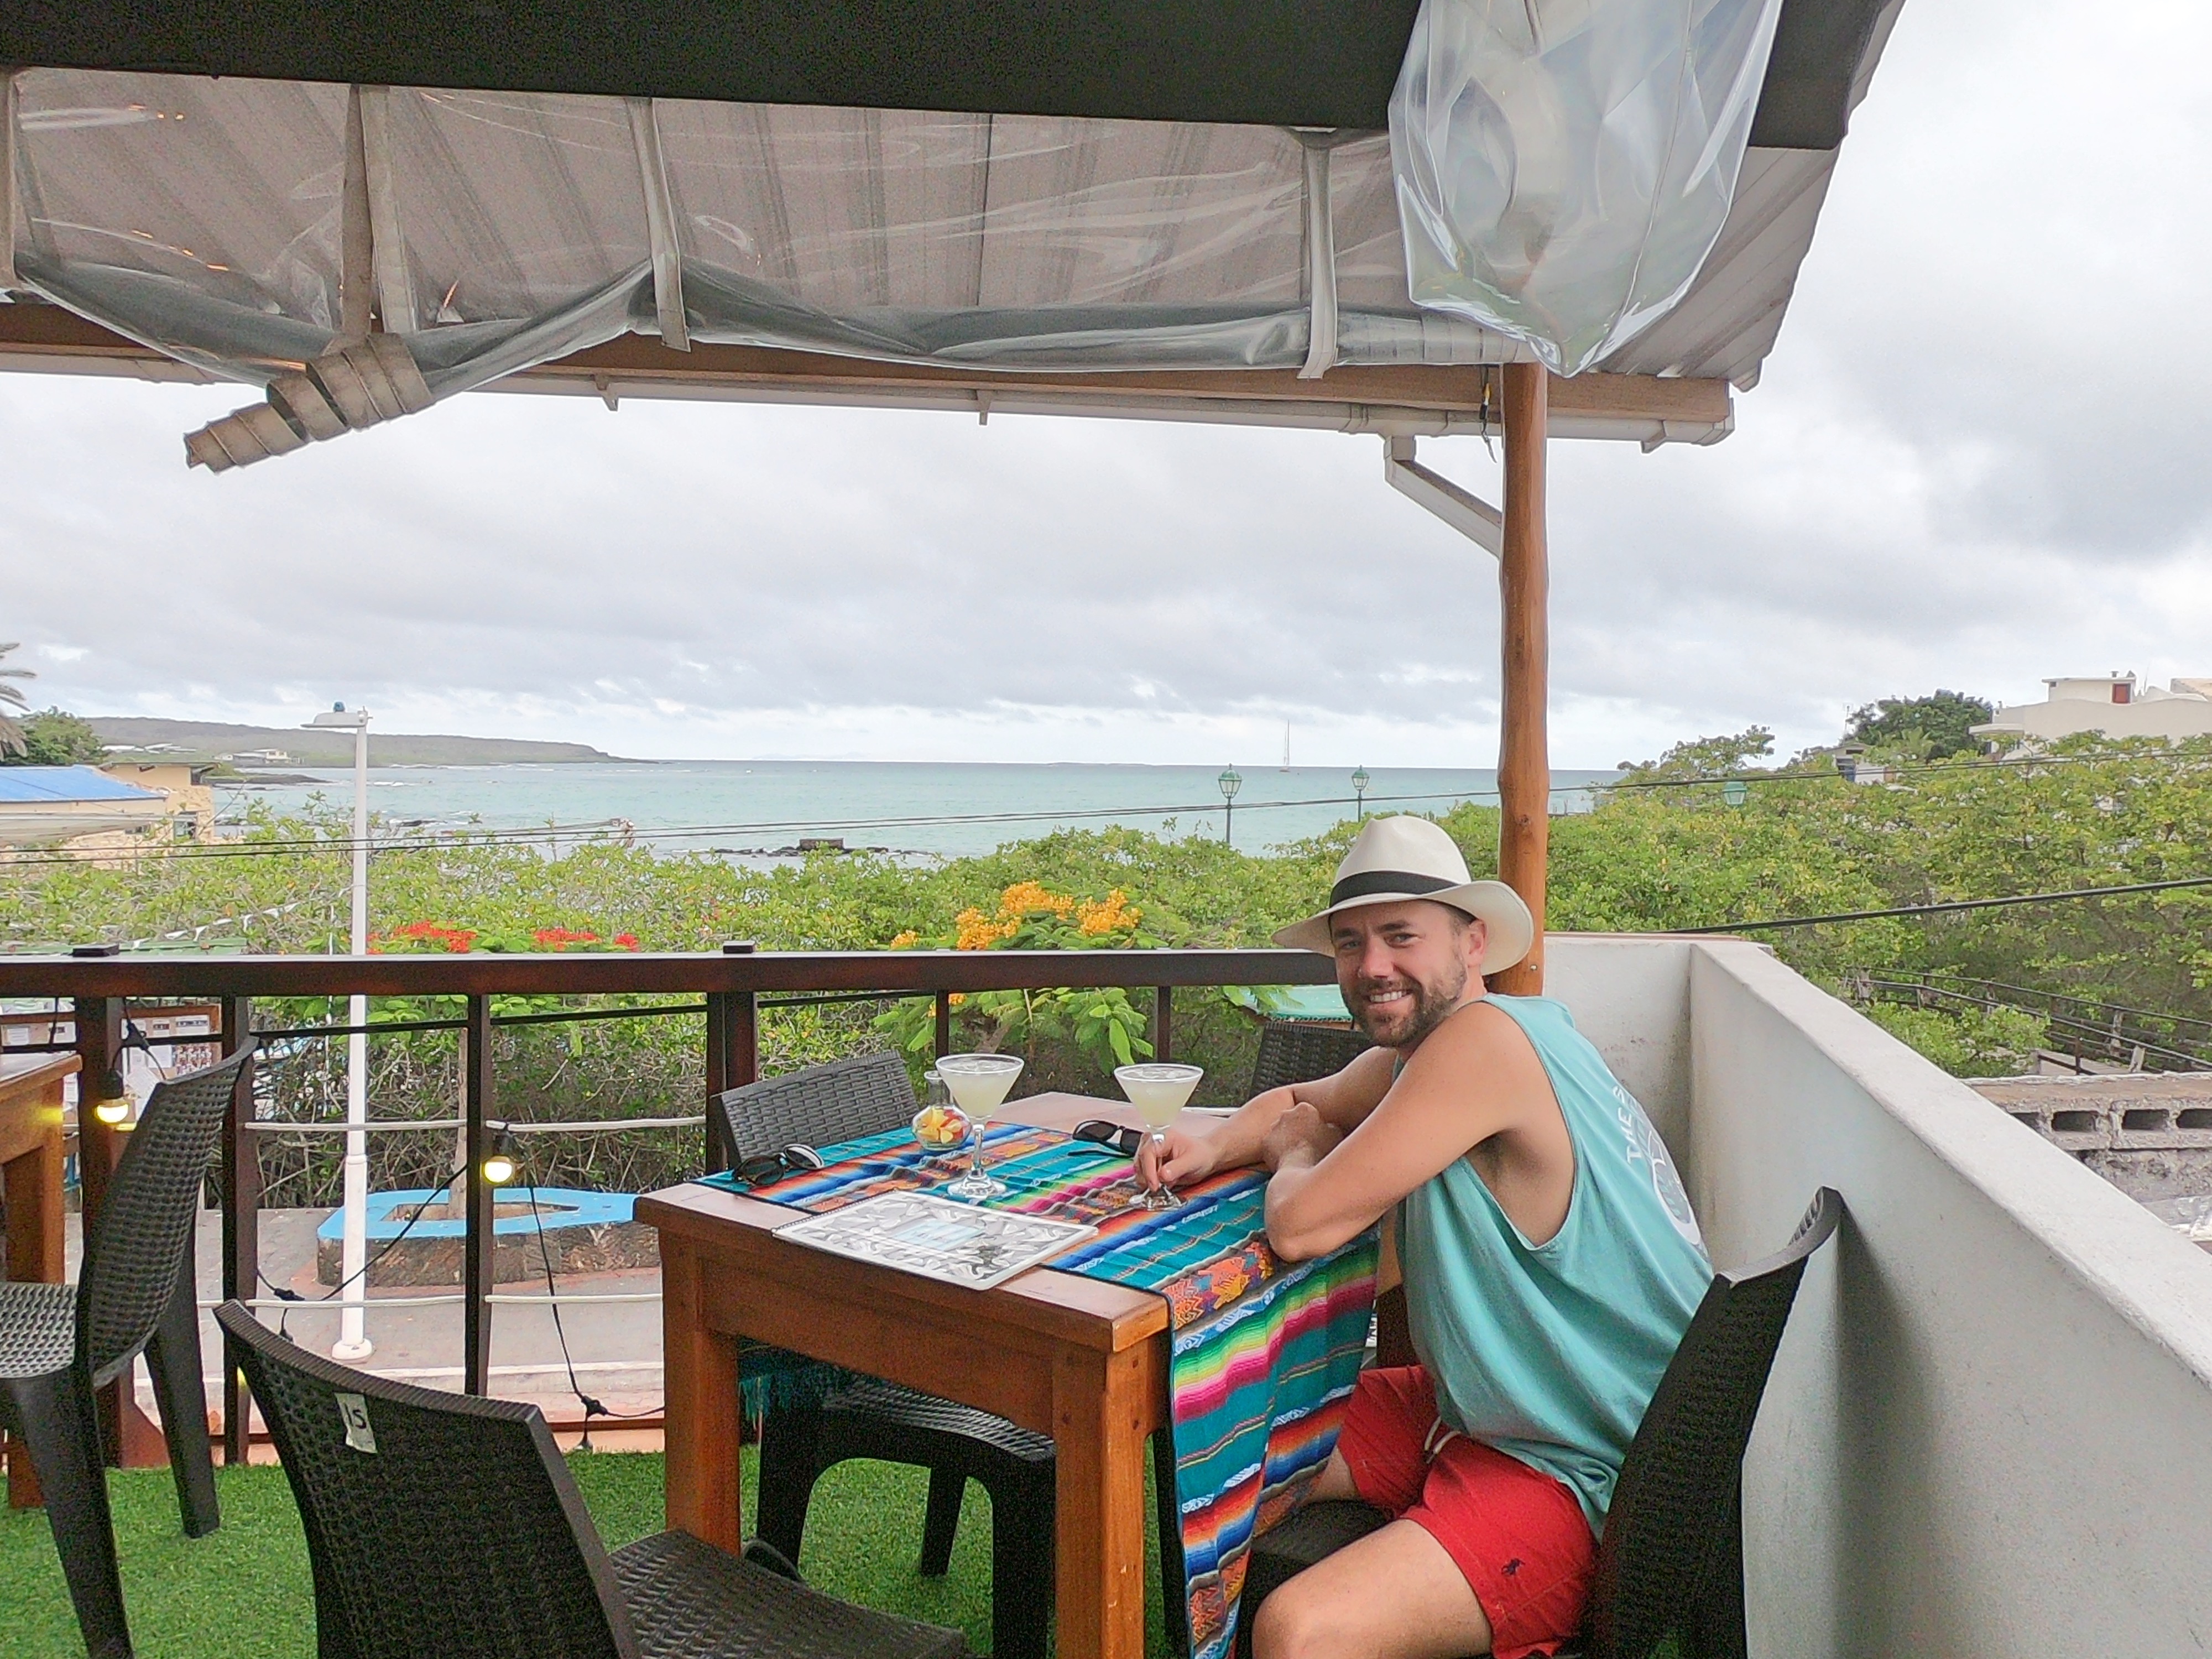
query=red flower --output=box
[613,932,639,950]
[532,927,601,948]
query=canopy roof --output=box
[0,0,1903,453]
[3,0,1891,143]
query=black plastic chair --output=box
[0,1046,249,1659]
[719,1051,1185,1659]
[1247,1024,1371,1098]
[1237,1187,1844,1659]
[213,1301,968,1659]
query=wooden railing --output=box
[0,947,1334,1456]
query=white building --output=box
[1972,674,2212,743]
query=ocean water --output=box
[215,761,1619,862]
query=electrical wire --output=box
[1679,872,2212,934]
[8,745,2205,874]
[263,1164,468,1343]
[524,1179,659,1439]
[21,742,2212,875]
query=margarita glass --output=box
[937,1052,1025,1201]
[1114,1063,1204,1210]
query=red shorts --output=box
[1336,1366,1597,1659]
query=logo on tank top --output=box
[1611,1083,1704,1247]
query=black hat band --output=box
[1329,869,1458,907]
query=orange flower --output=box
[888,929,920,950]
[997,880,1073,920]
[954,907,1019,951]
[1076,888,1141,936]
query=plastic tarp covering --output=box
[1389,0,1785,374]
[2,69,1520,407]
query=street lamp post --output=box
[1217,767,1242,847]
[1352,765,1371,820]
[306,703,373,1361]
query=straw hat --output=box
[1273,815,1533,973]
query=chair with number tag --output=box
[216,1300,970,1659]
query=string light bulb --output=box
[482,1127,521,1187]
[91,1069,132,1127]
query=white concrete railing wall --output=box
[1676,939,2212,1658]
[1543,934,1696,1150]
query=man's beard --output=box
[1346,959,1470,1048]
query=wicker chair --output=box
[0,1047,249,1659]
[719,1051,1185,1659]
[1235,1188,1844,1659]
[213,1300,968,1659]
[1246,1024,1371,1098]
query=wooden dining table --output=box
[641,1088,1406,1658]
[1,1051,75,1507]
[641,1089,1171,1658]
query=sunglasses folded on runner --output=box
[732,1143,828,1187]
[1071,1119,1146,1157]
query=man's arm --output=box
[1135,1045,1396,1191]
[1262,1001,1556,1261]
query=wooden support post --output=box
[702,987,758,1173]
[219,997,258,1465]
[934,991,953,1062]
[703,992,732,1172]
[72,997,161,1464]
[732,990,758,1095]
[72,997,123,1227]
[1153,987,1173,1065]
[463,995,493,1396]
[1492,361,1550,996]
[711,942,758,1173]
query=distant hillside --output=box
[90,718,622,766]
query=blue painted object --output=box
[314,1186,634,1243]
[0,766,162,802]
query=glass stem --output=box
[969,1118,988,1183]
[1150,1128,1170,1195]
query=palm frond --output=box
[0,643,34,751]
[0,641,32,713]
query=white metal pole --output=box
[333,714,374,1360]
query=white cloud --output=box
[3,0,2208,768]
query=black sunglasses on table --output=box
[731,1143,828,1187]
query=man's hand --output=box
[1135,1124,1223,1192]
[1260,1102,1342,1173]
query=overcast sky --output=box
[6,0,2208,769]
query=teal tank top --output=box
[1397,994,1713,1535]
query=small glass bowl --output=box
[911,1102,971,1152]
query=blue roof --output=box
[0,766,164,804]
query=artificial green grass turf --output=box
[1,1449,1177,1657]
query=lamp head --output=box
[91,1068,132,1126]
[481,1126,521,1187]
[1352,765,1371,792]
[1217,767,1243,801]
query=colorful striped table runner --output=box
[703,1123,1379,1659]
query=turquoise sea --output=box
[216,760,1620,862]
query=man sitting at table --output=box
[1138,815,1712,1659]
